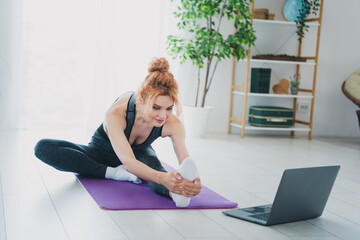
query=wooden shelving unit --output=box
[232,91,313,99]
[228,0,324,140]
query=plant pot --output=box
[291,87,299,95]
[182,106,212,138]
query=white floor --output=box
[0,129,359,240]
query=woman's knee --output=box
[141,155,164,171]
[34,139,58,164]
[135,149,164,171]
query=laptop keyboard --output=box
[249,213,270,221]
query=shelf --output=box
[253,19,320,27]
[228,0,323,139]
[233,91,313,99]
[240,58,316,65]
[230,122,311,132]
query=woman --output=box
[34,57,202,207]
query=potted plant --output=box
[290,73,301,95]
[167,0,256,137]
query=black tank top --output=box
[90,92,163,152]
[124,92,163,150]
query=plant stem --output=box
[195,67,200,107]
[199,6,226,108]
[207,58,219,92]
[217,3,226,33]
[201,57,212,107]
[200,14,214,108]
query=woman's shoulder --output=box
[104,92,134,132]
[162,114,184,137]
[105,92,135,120]
[109,92,133,111]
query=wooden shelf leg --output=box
[291,97,297,137]
[228,56,237,134]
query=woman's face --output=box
[145,95,174,127]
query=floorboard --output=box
[0,130,359,240]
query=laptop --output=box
[222,165,340,226]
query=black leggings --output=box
[34,139,169,197]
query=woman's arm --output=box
[163,117,202,197]
[168,119,190,165]
[105,108,182,194]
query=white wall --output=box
[0,0,22,129]
[175,0,360,137]
[313,0,360,137]
[16,0,360,137]
[20,0,165,130]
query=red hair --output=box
[137,57,181,116]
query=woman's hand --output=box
[160,171,183,194]
[180,177,202,197]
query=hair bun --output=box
[148,57,169,73]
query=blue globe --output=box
[283,0,309,22]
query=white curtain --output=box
[20,0,179,131]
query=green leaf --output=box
[167,0,256,106]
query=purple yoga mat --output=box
[76,162,238,210]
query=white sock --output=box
[105,165,142,184]
[171,157,198,208]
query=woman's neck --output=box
[135,104,153,127]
